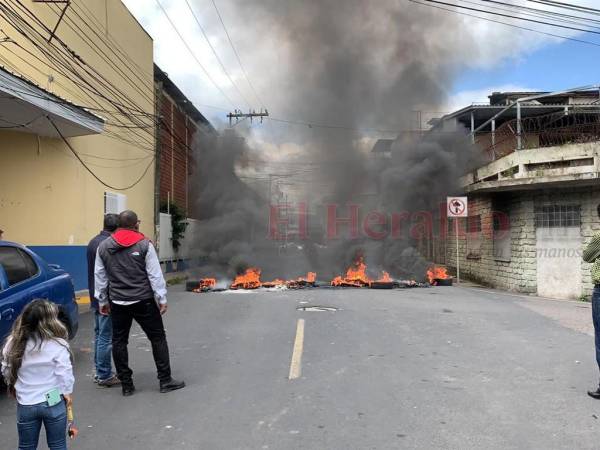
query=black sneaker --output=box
[588,388,600,399]
[159,378,185,393]
[122,385,136,397]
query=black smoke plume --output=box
[188,1,481,282]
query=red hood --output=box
[112,229,146,247]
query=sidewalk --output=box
[462,285,593,337]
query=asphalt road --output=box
[0,284,599,449]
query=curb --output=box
[75,290,90,306]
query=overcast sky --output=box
[123,0,600,128]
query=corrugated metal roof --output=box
[0,65,104,137]
[154,64,215,131]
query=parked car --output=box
[0,241,79,342]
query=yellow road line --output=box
[288,319,305,380]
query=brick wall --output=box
[159,95,173,207]
[445,186,600,298]
[172,105,187,211]
[157,92,198,215]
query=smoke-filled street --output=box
[4,1,600,449]
[0,285,597,450]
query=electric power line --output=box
[0,10,166,153]
[477,0,600,29]
[0,0,219,170]
[483,0,600,25]
[183,0,252,109]
[269,116,417,134]
[154,0,237,109]
[210,0,266,110]
[3,0,158,130]
[0,54,156,152]
[418,0,600,35]
[528,0,600,15]
[0,1,158,150]
[47,115,155,191]
[407,0,600,47]
[72,1,154,83]
[47,2,155,105]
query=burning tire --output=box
[432,278,453,286]
[186,278,217,292]
[185,280,201,292]
[369,281,394,289]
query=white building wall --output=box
[158,213,201,264]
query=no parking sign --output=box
[447,196,468,284]
[447,196,468,218]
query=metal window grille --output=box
[104,192,127,214]
[534,204,581,228]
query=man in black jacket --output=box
[87,214,121,387]
[94,210,184,396]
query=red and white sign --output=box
[447,196,468,218]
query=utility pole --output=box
[227,109,269,127]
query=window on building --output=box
[0,247,39,286]
[104,192,127,214]
[467,215,482,259]
[467,215,482,233]
[534,204,581,228]
[493,203,511,262]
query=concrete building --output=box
[0,1,155,289]
[438,89,600,300]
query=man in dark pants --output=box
[584,204,600,399]
[94,210,184,396]
[87,214,121,387]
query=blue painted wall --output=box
[28,246,88,291]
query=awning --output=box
[0,66,104,137]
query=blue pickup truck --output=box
[0,241,79,342]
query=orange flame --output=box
[201,278,216,288]
[331,257,372,287]
[377,271,392,282]
[192,278,217,292]
[262,278,286,288]
[286,272,317,289]
[231,268,262,289]
[228,269,318,289]
[297,272,316,283]
[427,266,449,284]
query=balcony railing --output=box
[473,110,600,161]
